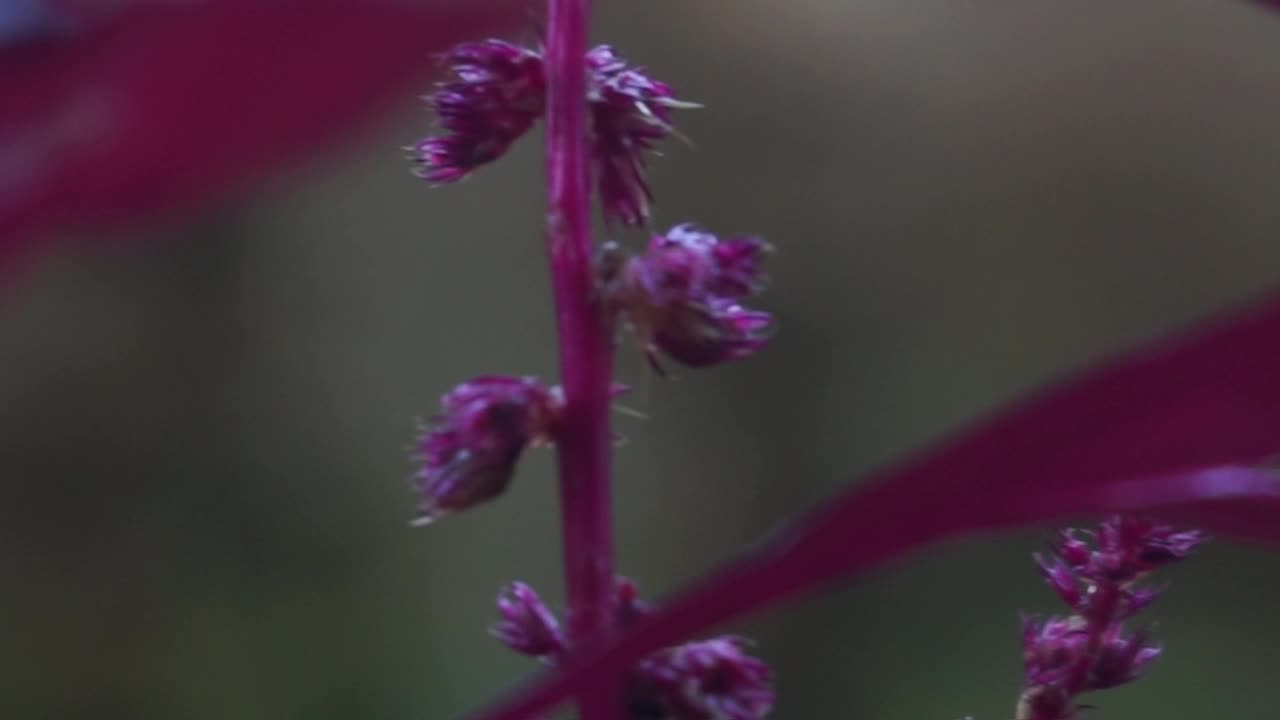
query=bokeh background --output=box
[4,1,1280,718]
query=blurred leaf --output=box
[0,0,525,274]
[465,288,1280,720]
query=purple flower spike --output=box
[410,40,546,183]
[411,376,560,524]
[1015,517,1204,720]
[493,582,565,660]
[631,637,775,720]
[587,46,696,227]
[603,225,774,372]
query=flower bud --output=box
[632,637,775,720]
[1035,555,1083,611]
[604,225,774,372]
[652,299,772,369]
[410,376,558,524]
[1086,626,1161,690]
[1021,615,1087,688]
[409,40,545,183]
[587,46,695,227]
[1096,516,1205,577]
[492,582,565,659]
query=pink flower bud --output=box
[603,225,774,372]
[587,46,695,227]
[1035,555,1083,611]
[410,376,559,524]
[651,299,772,369]
[410,40,545,183]
[1086,626,1161,690]
[493,582,565,659]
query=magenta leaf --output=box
[464,288,1280,720]
[0,0,524,275]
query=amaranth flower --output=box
[408,40,691,226]
[602,224,773,372]
[1016,517,1205,720]
[410,39,546,183]
[629,636,775,720]
[493,582,565,660]
[410,376,560,524]
[587,45,696,227]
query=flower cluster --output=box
[410,376,561,525]
[1016,516,1207,720]
[601,224,774,372]
[586,45,696,227]
[492,580,775,720]
[410,40,546,184]
[410,41,690,226]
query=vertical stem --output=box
[543,0,620,717]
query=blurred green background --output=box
[3,1,1279,718]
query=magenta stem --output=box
[543,0,620,718]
